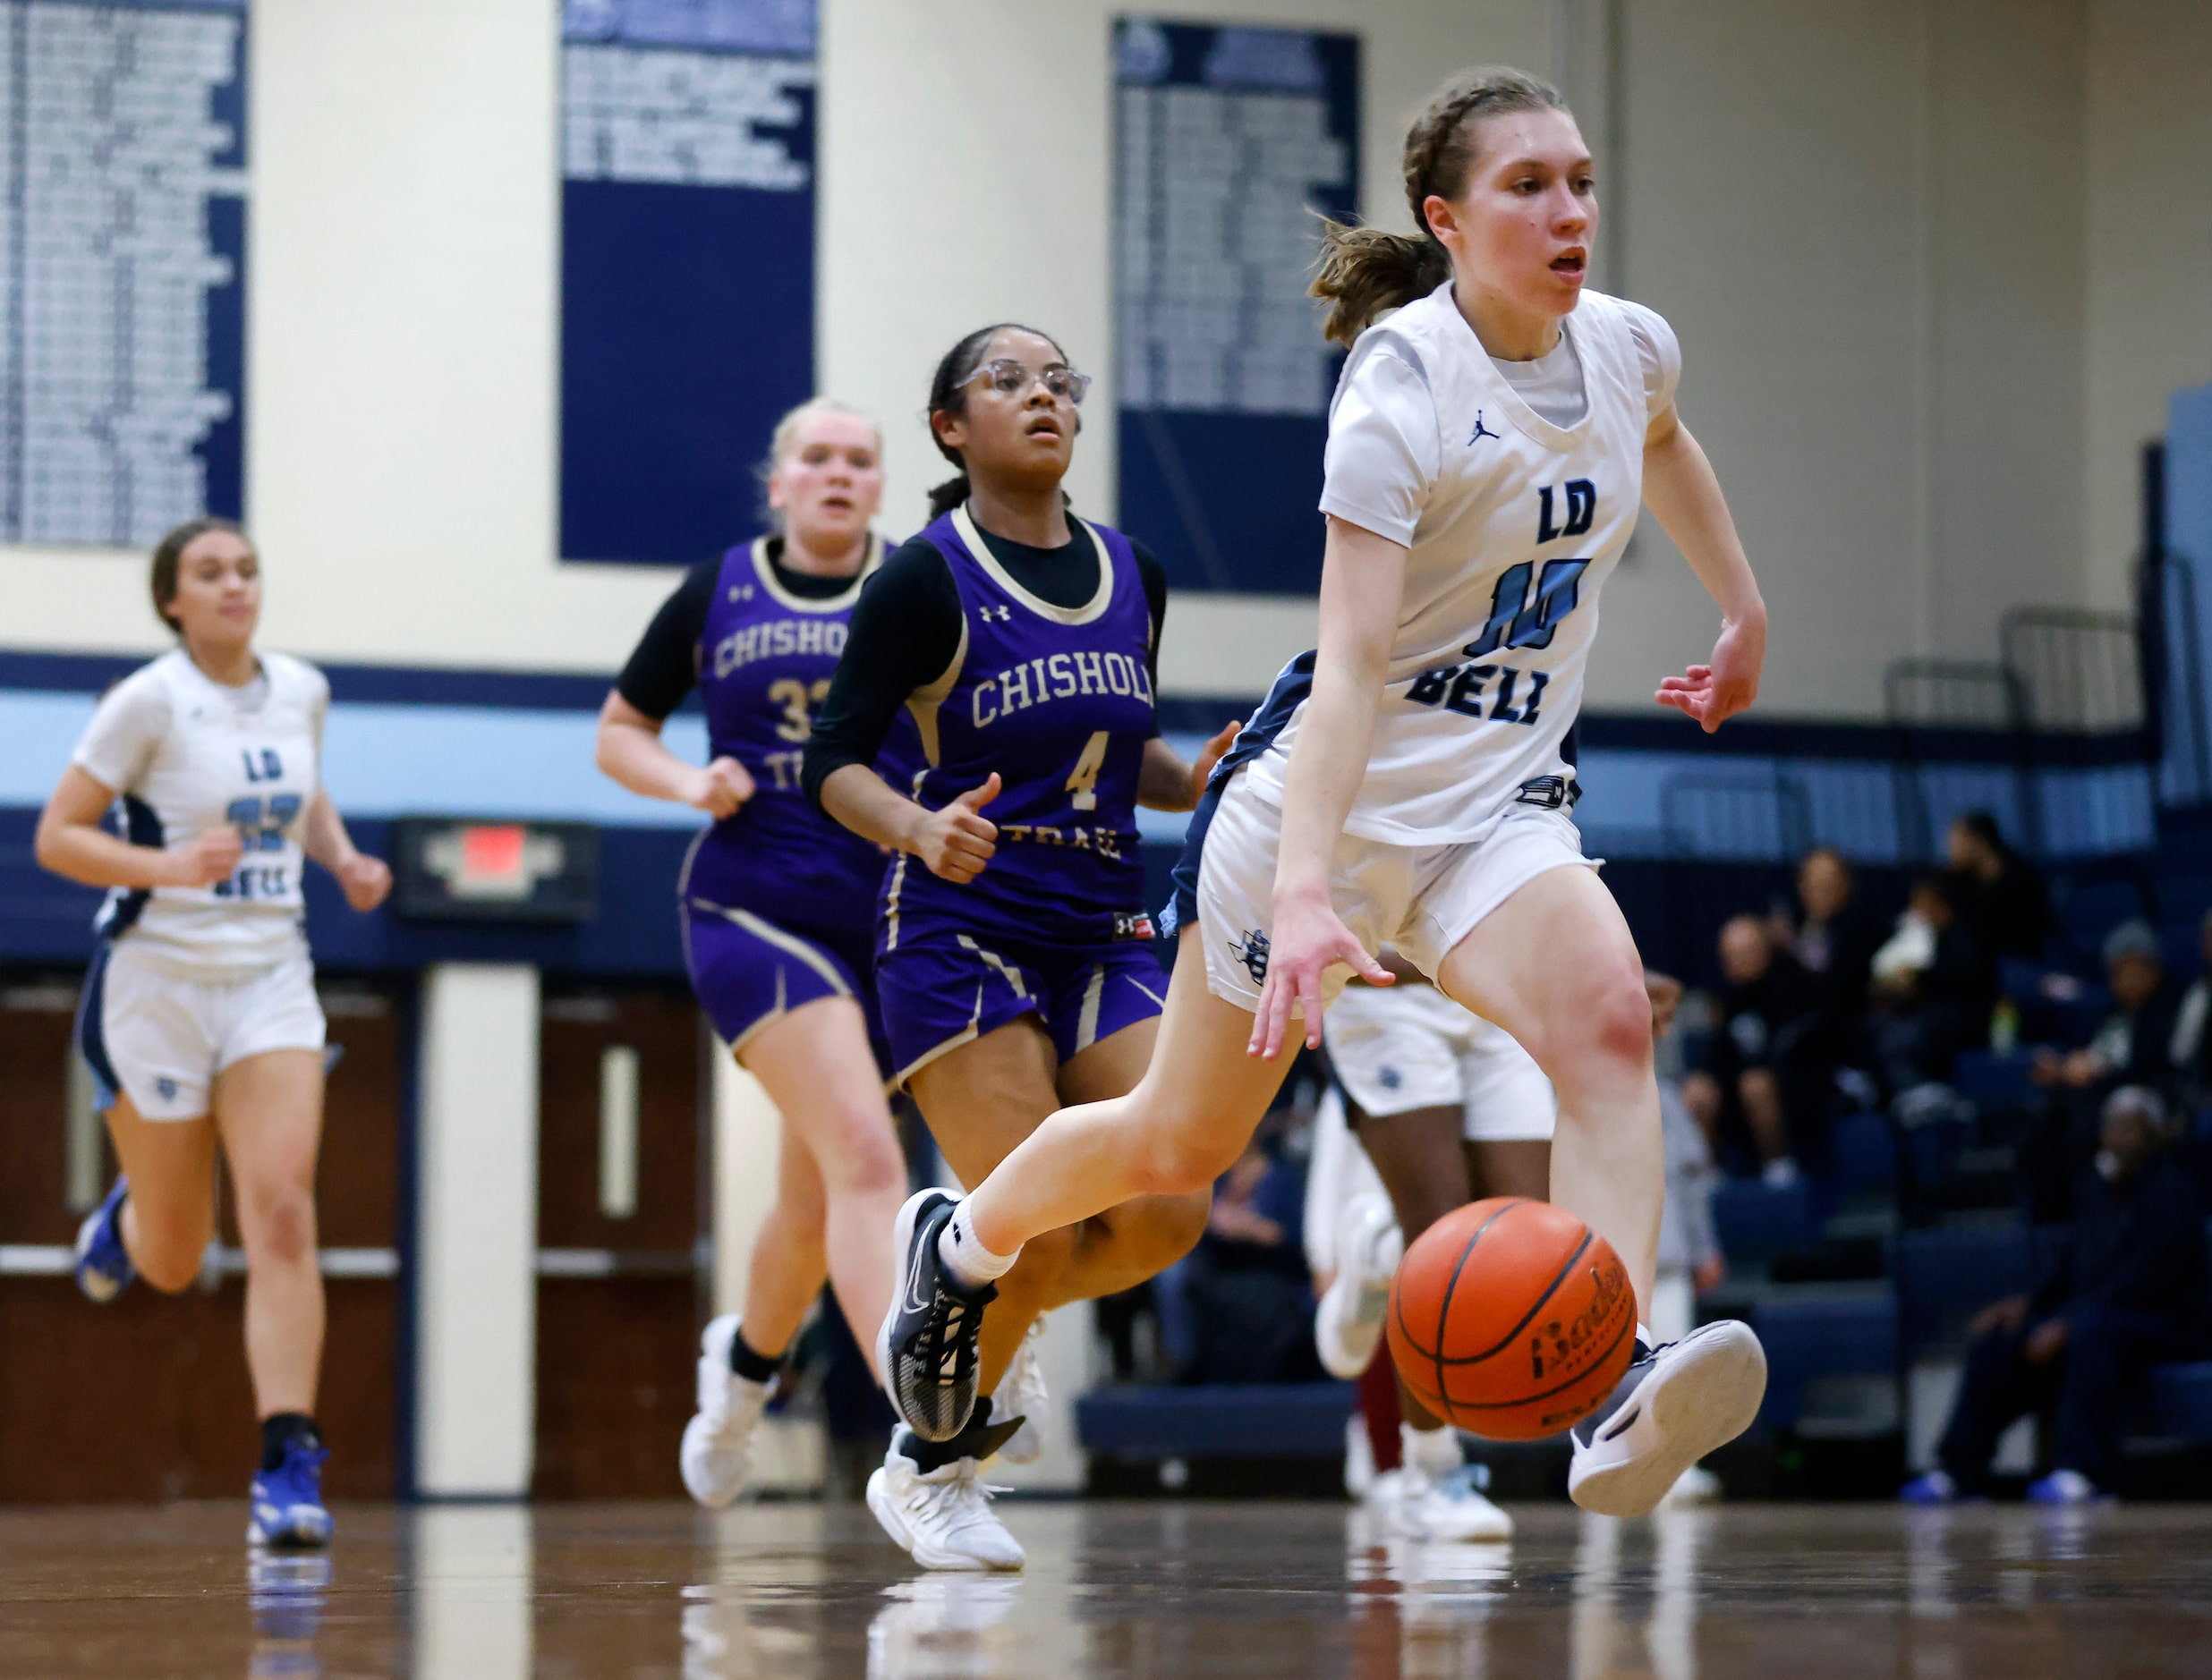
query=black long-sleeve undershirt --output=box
[801,522,1165,809]
[614,539,856,722]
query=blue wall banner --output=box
[1113,17,1357,596]
[558,0,815,566]
[0,0,247,547]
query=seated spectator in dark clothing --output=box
[2025,919,2186,1218]
[2032,919,2182,1099]
[1770,846,1884,1110]
[1698,913,1821,1184]
[1949,810,2053,964]
[1172,1141,1325,1386]
[1903,1087,2210,1505]
[2168,908,2212,1112]
[1868,870,1996,1098]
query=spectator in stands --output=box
[2031,920,2182,1099]
[1948,811,2052,964]
[1903,1086,2210,1506]
[1771,845,1884,1116]
[2024,919,2185,1218]
[1700,914,1820,1184]
[2169,908,2212,1112]
[1648,972,1725,1505]
[1868,870,1995,1098]
[1170,1136,1323,1386]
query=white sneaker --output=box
[679,1315,774,1509]
[1386,1464,1514,1542]
[1658,1464,1722,1507]
[867,1444,1026,1571]
[993,1318,1048,1466]
[866,1575,1024,1678]
[1315,1196,1402,1380]
[1568,1321,1766,1519]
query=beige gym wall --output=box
[0,0,2197,719]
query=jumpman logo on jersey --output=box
[1468,411,1500,445]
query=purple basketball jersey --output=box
[681,537,891,936]
[881,506,1156,949]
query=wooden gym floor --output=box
[0,1498,2206,1676]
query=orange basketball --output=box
[1386,1196,1637,1441]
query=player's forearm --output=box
[594,714,699,806]
[1136,737,1198,811]
[1272,519,1401,904]
[819,763,925,854]
[298,790,361,872]
[1642,419,1765,628]
[34,818,175,889]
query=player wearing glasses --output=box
[804,324,1236,1570]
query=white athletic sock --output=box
[1638,1321,1656,1352]
[938,1201,1019,1288]
[1402,1423,1464,1481]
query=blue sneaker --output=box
[1899,1470,1957,1505]
[250,1441,333,1548]
[2026,1469,2106,1506]
[73,1178,134,1303]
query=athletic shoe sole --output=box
[865,1467,1022,1572]
[1568,1322,1766,1519]
[248,1510,332,1550]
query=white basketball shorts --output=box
[79,938,326,1122]
[1180,766,1597,1023]
[1323,982,1557,1141]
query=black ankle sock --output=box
[259,1413,320,1472]
[727,1326,782,1385]
[897,1396,996,1473]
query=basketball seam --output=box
[1419,1200,1519,1409]
[1393,1199,1518,1364]
[1436,1228,1595,1369]
[1437,1310,1636,1413]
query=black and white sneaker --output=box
[877,1189,996,1443]
[1566,1320,1766,1518]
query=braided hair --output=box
[1311,67,1568,346]
[923,321,1071,520]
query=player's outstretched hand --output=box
[169,827,245,888]
[336,852,393,913]
[1249,889,1391,1061]
[1189,719,1242,806]
[914,773,1000,884]
[1655,614,1764,733]
[685,756,755,819]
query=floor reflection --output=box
[0,1497,2205,1677]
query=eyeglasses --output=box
[962,359,1091,406]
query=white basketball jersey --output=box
[72,648,328,972]
[1242,284,1657,844]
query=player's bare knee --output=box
[246,1188,318,1268]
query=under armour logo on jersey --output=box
[1229,929,1271,985]
[727,584,755,603]
[1468,411,1500,445]
[978,605,1012,624]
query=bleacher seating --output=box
[1952,1049,2036,1114]
[1076,1382,1354,1463]
[1710,1179,1816,1268]
[1753,1288,1898,1433]
[1895,1223,2031,1352]
[1830,1112,1896,1193]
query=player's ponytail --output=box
[149,516,251,634]
[924,320,1072,520]
[1311,66,1569,346]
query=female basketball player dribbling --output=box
[883,68,1772,1518]
[594,399,910,1510]
[35,520,392,1548]
[803,325,1235,1567]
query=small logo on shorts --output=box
[1379,1067,1401,1090]
[1113,910,1156,942]
[156,1077,178,1101]
[1229,929,1271,985]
